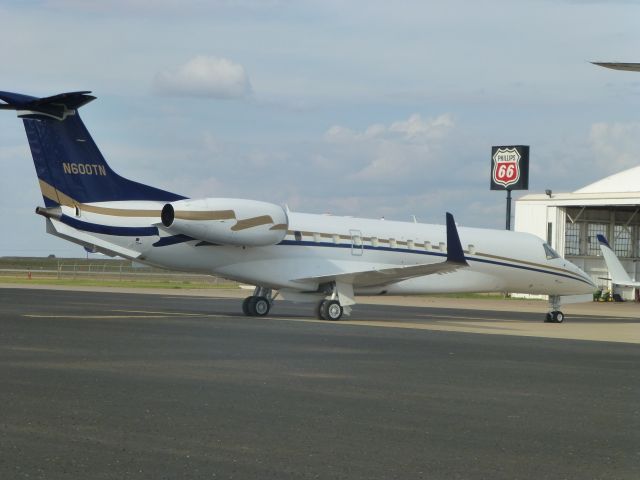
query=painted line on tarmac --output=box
[23,314,175,319]
[22,310,236,320]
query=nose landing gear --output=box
[545,311,564,323]
[545,295,565,323]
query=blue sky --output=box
[1,0,639,256]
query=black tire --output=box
[544,312,553,323]
[555,311,564,323]
[317,300,327,320]
[322,300,343,321]
[242,296,253,316]
[253,296,270,316]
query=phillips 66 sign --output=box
[490,145,529,190]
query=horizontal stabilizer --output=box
[0,90,96,120]
[597,235,640,287]
[46,217,142,260]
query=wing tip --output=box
[445,212,467,265]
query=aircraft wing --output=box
[294,212,468,288]
[591,62,640,72]
[597,235,640,287]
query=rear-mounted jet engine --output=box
[160,198,288,246]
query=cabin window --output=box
[543,243,560,260]
[294,231,302,241]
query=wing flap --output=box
[299,260,466,288]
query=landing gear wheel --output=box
[252,296,270,316]
[545,311,564,323]
[321,300,343,321]
[317,300,328,320]
[242,296,253,316]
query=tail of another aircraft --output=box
[0,90,184,207]
[597,235,640,288]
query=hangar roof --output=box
[516,165,640,206]
[574,166,640,194]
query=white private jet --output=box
[0,91,596,323]
[597,235,640,288]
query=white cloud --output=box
[324,114,454,144]
[323,113,456,182]
[388,113,454,141]
[154,56,252,99]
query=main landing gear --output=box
[545,295,564,323]
[240,282,356,321]
[316,281,354,321]
[317,299,344,321]
[242,286,275,317]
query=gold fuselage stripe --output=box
[174,210,236,221]
[280,231,586,282]
[39,180,161,217]
[37,180,278,230]
[231,215,275,231]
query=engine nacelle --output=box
[161,198,288,247]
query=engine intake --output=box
[161,203,175,227]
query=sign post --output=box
[490,145,529,230]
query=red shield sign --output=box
[492,147,521,188]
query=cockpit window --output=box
[543,243,560,260]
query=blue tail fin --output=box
[0,90,185,207]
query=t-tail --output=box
[0,91,184,206]
[597,235,640,288]
[0,90,185,258]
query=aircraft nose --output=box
[572,264,597,292]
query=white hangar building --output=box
[514,166,640,300]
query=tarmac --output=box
[1,286,639,479]
[4,283,638,343]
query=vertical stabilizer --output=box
[597,235,640,287]
[0,90,185,207]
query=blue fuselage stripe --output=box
[60,214,158,237]
[277,239,592,286]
